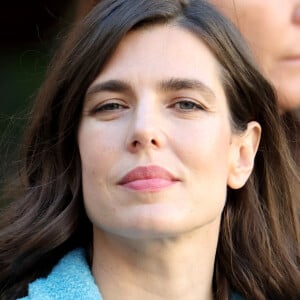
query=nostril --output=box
[130,138,158,148]
[132,140,139,147]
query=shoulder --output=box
[18,248,103,300]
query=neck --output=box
[92,221,220,300]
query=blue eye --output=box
[92,102,128,113]
[174,100,203,111]
[98,103,123,111]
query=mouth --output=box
[282,55,300,63]
[118,165,180,192]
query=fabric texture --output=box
[231,292,244,300]
[19,248,103,300]
[19,248,243,300]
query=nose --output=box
[292,3,300,24]
[126,107,166,153]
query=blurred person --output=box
[0,1,299,299]
[208,0,300,111]
[208,0,300,164]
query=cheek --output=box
[235,7,280,65]
[78,122,120,222]
[174,117,232,207]
[208,0,236,20]
[78,121,124,212]
[78,120,122,173]
[174,118,231,171]
[174,119,231,222]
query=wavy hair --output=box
[1,0,299,299]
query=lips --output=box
[118,165,179,191]
[282,55,300,62]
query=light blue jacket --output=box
[19,248,243,300]
[19,249,103,300]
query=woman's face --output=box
[209,0,300,111]
[78,25,251,240]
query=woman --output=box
[208,0,300,164]
[208,0,300,111]
[0,0,299,299]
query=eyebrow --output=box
[158,78,216,100]
[85,77,217,101]
[86,80,132,97]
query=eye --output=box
[92,101,128,113]
[173,100,205,111]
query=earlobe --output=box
[227,121,261,189]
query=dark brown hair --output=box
[1,0,299,299]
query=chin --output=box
[113,213,221,241]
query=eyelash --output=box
[172,100,205,111]
[90,99,206,115]
[91,102,128,113]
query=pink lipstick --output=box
[282,55,300,65]
[118,165,179,191]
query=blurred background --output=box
[0,0,97,196]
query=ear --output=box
[227,121,261,189]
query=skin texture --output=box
[209,0,300,111]
[78,25,260,300]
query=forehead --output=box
[98,25,222,82]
